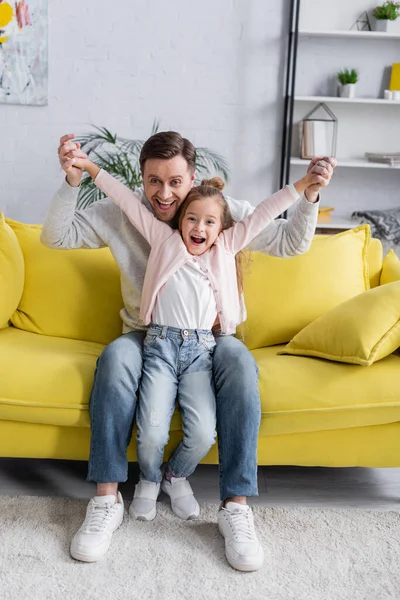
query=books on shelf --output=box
[317,206,334,223]
[365,152,400,166]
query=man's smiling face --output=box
[142,156,195,222]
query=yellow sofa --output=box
[1,213,400,468]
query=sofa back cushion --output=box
[368,237,383,288]
[0,214,24,329]
[239,226,371,350]
[7,219,124,345]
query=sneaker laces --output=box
[224,508,256,542]
[83,500,116,533]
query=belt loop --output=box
[161,325,168,339]
[196,330,202,343]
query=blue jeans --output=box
[137,324,216,483]
[87,331,260,500]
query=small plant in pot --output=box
[372,1,400,32]
[337,68,359,99]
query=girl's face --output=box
[181,197,223,256]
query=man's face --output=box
[142,156,195,222]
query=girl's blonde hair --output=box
[178,177,247,296]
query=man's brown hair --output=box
[139,131,196,173]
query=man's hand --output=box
[58,133,88,187]
[304,157,337,203]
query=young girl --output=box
[70,155,324,522]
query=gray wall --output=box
[0,0,289,222]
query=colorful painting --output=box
[0,0,47,105]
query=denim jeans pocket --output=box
[144,333,159,348]
[200,336,216,352]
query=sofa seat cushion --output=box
[0,327,184,431]
[0,327,103,427]
[254,345,400,436]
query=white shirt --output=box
[152,258,217,330]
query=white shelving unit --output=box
[299,30,400,40]
[296,96,400,105]
[291,158,400,169]
[285,2,400,231]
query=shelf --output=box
[298,30,400,40]
[315,220,355,230]
[290,158,400,169]
[295,96,400,105]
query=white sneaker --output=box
[218,502,264,572]
[70,492,124,562]
[161,476,200,520]
[129,480,160,521]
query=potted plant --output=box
[337,69,359,99]
[372,1,400,32]
[75,122,230,209]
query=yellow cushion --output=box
[6,219,124,345]
[280,281,400,366]
[240,226,370,350]
[0,327,184,432]
[381,249,400,285]
[368,237,383,288]
[0,213,24,329]
[253,344,400,436]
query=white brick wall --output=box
[0,0,289,222]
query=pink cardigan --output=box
[95,170,299,334]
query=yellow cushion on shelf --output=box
[240,226,371,350]
[0,213,24,329]
[280,281,400,366]
[381,249,400,285]
[6,219,124,345]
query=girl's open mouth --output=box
[190,235,206,245]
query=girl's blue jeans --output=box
[87,329,260,500]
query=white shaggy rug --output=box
[0,496,399,600]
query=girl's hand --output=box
[63,155,100,180]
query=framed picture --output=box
[0,0,48,106]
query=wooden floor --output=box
[0,459,399,510]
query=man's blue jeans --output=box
[87,331,260,500]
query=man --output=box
[41,131,335,571]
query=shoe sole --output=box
[129,506,157,521]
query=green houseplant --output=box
[76,122,230,209]
[337,68,359,98]
[372,1,400,31]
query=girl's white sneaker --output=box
[161,476,200,520]
[129,480,160,521]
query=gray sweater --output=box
[40,181,318,333]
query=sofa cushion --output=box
[240,226,371,350]
[253,345,400,436]
[6,219,124,345]
[368,237,383,288]
[0,327,183,431]
[280,282,400,366]
[381,249,400,285]
[0,214,24,329]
